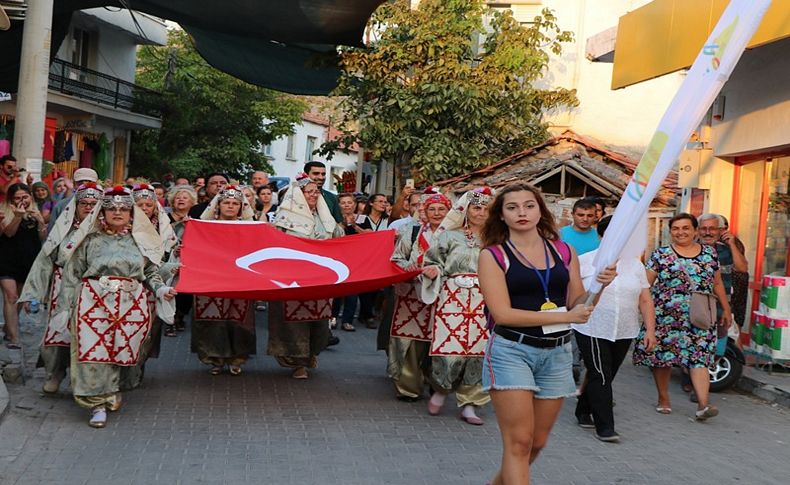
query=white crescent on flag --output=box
[235,247,351,288]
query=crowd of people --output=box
[0,156,747,483]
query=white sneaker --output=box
[89,407,107,428]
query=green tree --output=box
[130,30,306,181]
[321,0,577,182]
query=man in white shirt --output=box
[571,216,657,443]
[388,191,421,230]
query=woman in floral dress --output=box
[632,213,731,420]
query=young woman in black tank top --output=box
[477,183,616,485]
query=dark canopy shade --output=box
[0,0,385,95]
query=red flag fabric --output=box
[176,220,420,301]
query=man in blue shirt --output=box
[560,198,600,255]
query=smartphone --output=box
[405,178,415,189]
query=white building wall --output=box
[94,27,138,83]
[266,119,358,193]
[500,0,684,153]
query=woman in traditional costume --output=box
[166,184,197,333]
[268,174,343,379]
[387,190,450,401]
[53,185,175,428]
[111,184,180,390]
[19,182,102,394]
[191,185,257,376]
[421,187,494,425]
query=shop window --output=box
[763,157,790,275]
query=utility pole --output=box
[12,0,54,181]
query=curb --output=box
[0,373,8,423]
[736,372,790,408]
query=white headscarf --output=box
[273,178,336,238]
[437,187,494,234]
[60,188,164,265]
[199,185,256,221]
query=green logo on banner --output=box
[626,131,669,202]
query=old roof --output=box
[436,130,678,207]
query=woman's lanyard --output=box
[507,239,558,311]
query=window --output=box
[285,135,295,160]
[305,136,317,162]
[71,28,91,69]
[262,144,273,156]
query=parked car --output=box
[269,176,290,191]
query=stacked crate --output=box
[753,276,790,360]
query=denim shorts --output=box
[482,333,577,399]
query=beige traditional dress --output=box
[267,181,342,369]
[189,190,257,368]
[387,222,439,399]
[120,199,179,389]
[421,230,489,408]
[19,198,84,383]
[54,206,166,409]
[420,189,491,408]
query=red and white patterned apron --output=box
[430,273,489,357]
[390,282,435,342]
[284,299,333,322]
[194,295,250,323]
[76,276,151,365]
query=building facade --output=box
[0,8,166,184]
[486,0,684,155]
[602,0,790,328]
[264,111,373,194]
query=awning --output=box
[0,0,386,95]
[610,0,790,89]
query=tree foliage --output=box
[320,0,577,182]
[130,30,306,181]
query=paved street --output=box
[1,309,788,485]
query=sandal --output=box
[89,407,107,428]
[341,322,356,332]
[229,365,242,376]
[292,367,308,379]
[695,405,719,421]
[655,405,672,414]
[209,365,223,375]
[164,325,177,337]
[108,393,123,412]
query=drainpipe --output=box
[12,0,54,181]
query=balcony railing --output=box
[48,58,162,118]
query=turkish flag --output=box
[176,220,420,300]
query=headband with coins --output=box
[102,185,134,209]
[132,183,156,201]
[75,182,103,201]
[217,185,244,202]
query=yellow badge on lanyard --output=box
[540,300,558,311]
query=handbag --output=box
[673,252,717,330]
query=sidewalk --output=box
[737,360,790,408]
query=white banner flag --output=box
[589,0,773,294]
